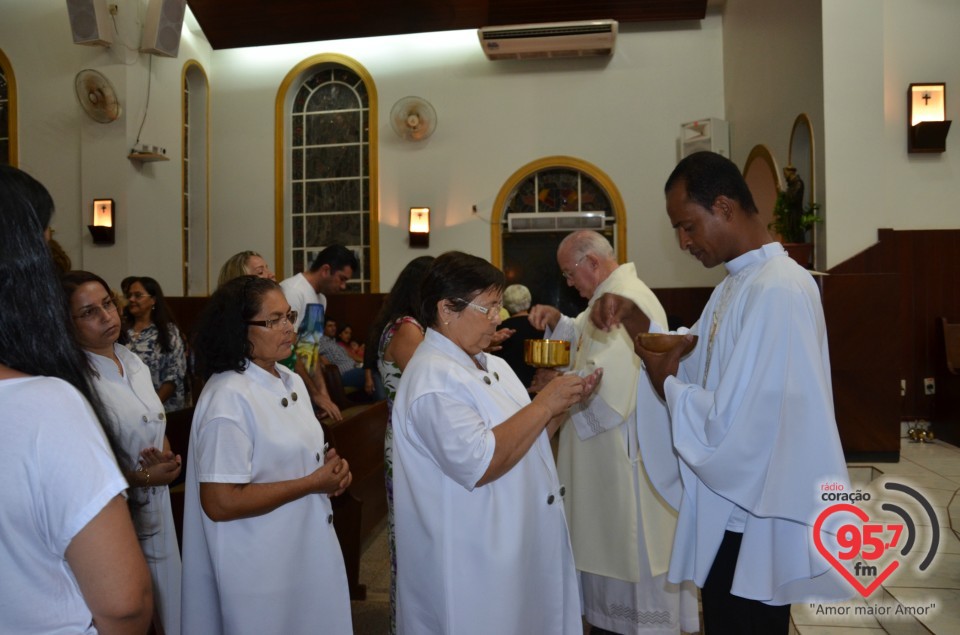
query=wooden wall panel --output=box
[820,274,901,460]
[827,229,960,443]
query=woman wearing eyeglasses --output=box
[391,252,601,634]
[181,275,353,635]
[62,269,182,635]
[124,276,188,412]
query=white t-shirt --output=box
[279,272,326,330]
[0,376,127,634]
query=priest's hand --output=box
[589,293,651,341]
[634,334,693,400]
[528,304,562,331]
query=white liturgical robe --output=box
[636,243,852,605]
[392,328,581,635]
[550,262,677,582]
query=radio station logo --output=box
[813,481,939,598]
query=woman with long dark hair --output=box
[182,275,353,635]
[0,166,152,633]
[63,270,183,635]
[365,255,433,634]
[124,275,188,411]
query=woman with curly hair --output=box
[181,275,353,635]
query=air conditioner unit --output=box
[506,212,607,232]
[478,20,617,61]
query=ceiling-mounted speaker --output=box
[66,0,114,47]
[141,0,186,57]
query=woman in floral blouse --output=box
[124,276,188,412]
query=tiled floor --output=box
[352,437,960,635]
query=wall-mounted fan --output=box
[75,69,121,123]
[390,96,437,142]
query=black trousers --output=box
[700,531,791,635]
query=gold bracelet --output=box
[137,465,150,486]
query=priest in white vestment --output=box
[529,230,699,635]
[591,152,852,635]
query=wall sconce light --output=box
[88,198,115,245]
[908,83,952,153]
[409,207,430,248]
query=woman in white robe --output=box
[63,270,182,635]
[181,275,353,635]
[391,251,600,635]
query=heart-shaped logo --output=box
[813,503,900,597]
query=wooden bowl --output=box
[636,333,699,357]
[524,339,571,368]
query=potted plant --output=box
[769,167,822,268]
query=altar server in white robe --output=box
[528,230,699,635]
[392,251,601,635]
[63,270,182,635]
[591,151,851,635]
[181,276,353,635]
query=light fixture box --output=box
[88,198,115,244]
[409,207,430,248]
[908,83,952,153]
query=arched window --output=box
[182,60,210,295]
[490,156,626,316]
[0,49,17,166]
[276,55,379,292]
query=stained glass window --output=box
[290,65,371,291]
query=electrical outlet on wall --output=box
[924,377,936,395]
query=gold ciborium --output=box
[524,339,570,368]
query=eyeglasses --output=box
[457,298,502,321]
[561,255,587,281]
[247,310,298,330]
[125,292,152,300]
[73,297,118,321]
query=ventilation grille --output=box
[506,212,607,232]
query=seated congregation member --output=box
[182,275,353,635]
[317,317,366,389]
[366,254,434,634]
[63,270,183,635]
[391,251,600,634]
[490,283,543,389]
[216,249,276,288]
[0,169,153,634]
[336,323,365,364]
[124,276,188,412]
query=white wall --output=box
[208,17,729,290]
[722,0,826,266]
[2,1,727,292]
[0,0,211,292]
[821,0,959,267]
